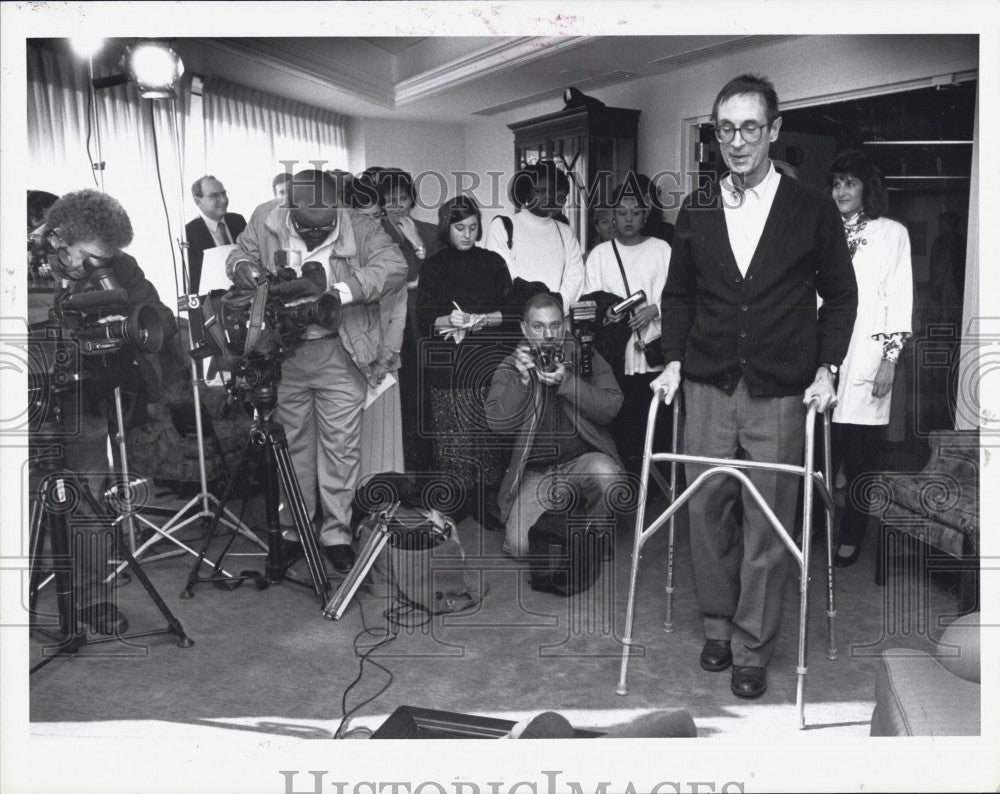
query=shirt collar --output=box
[721,160,780,203]
[201,211,226,229]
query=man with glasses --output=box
[227,169,407,574]
[186,176,247,293]
[651,75,857,699]
[34,188,182,635]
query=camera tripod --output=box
[28,411,194,674]
[180,398,332,608]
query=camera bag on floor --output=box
[527,505,605,597]
[353,473,481,617]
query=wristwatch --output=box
[820,363,839,376]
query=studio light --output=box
[71,37,105,58]
[126,41,184,99]
[91,40,185,100]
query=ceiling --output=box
[168,35,793,122]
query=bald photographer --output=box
[226,169,407,573]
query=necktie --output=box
[217,221,232,245]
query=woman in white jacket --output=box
[828,150,913,567]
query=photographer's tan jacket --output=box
[226,199,407,370]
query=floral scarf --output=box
[842,211,870,259]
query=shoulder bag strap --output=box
[611,240,643,350]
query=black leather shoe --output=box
[731,665,768,698]
[699,639,733,672]
[834,543,862,568]
[325,544,356,573]
[78,602,129,635]
[278,539,303,563]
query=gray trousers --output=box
[277,336,365,547]
[682,379,805,668]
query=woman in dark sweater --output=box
[417,195,517,524]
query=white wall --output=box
[462,35,977,227]
[632,34,978,221]
[349,117,466,224]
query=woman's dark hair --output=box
[376,168,416,206]
[828,149,887,219]
[45,189,134,249]
[611,172,656,209]
[351,168,384,214]
[509,161,571,209]
[437,194,482,245]
[27,190,59,228]
[712,73,780,125]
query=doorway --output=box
[695,79,976,439]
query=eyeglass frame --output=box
[712,120,770,144]
[290,215,337,237]
[45,228,114,269]
[201,190,228,201]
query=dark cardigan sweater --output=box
[659,176,858,398]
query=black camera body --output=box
[182,271,341,409]
[532,343,566,374]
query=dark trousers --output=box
[610,372,674,473]
[831,422,883,546]
[682,379,805,668]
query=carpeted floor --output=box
[26,466,974,742]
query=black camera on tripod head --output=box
[181,265,341,410]
[51,289,166,357]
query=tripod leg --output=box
[268,425,330,605]
[31,475,87,672]
[79,483,194,648]
[180,431,256,597]
[28,498,47,619]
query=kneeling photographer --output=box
[32,189,182,634]
[226,169,407,574]
[485,292,626,562]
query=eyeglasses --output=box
[291,217,337,236]
[202,190,227,200]
[45,229,113,269]
[713,121,767,144]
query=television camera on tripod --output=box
[178,265,342,607]
[27,188,193,670]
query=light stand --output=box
[113,92,264,570]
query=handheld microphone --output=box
[605,290,647,324]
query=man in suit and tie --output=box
[185,175,246,292]
[651,74,858,699]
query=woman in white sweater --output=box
[485,161,585,311]
[828,150,913,567]
[583,179,672,472]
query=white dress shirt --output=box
[721,161,781,276]
[200,212,232,246]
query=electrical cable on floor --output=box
[334,595,399,739]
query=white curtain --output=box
[26,42,350,310]
[27,41,188,308]
[201,76,349,218]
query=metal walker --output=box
[616,389,838,729]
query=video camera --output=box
[52,289,165,357]
[181,263,341,410]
